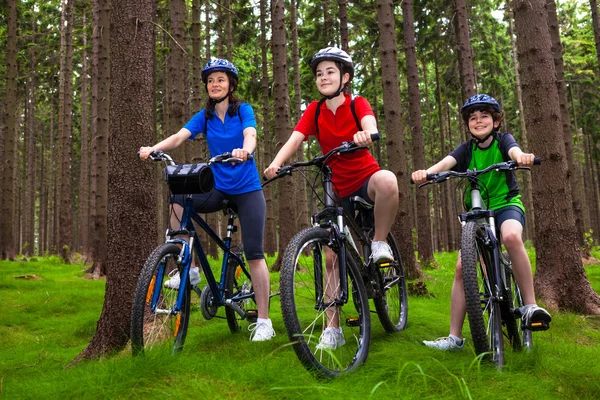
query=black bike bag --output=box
[163,163,214,194]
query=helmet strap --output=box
[320,70,345,100]
[472,131,496,145]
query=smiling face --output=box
[315,60,349,97]
[206,71,230,100]
[467,109,500,140]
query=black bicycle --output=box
[415,159,547,369]
[265,134,408,378]
[130,151,259,355]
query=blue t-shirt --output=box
[184,102,262,195]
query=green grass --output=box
[1,250,599,399]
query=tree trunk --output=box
[89,0,109,276]
[434,56,449,251]
[261,0,276,256]
[507,1,535,242]
[454,0,476,102]
[512,0,600,314]
[1,0,18,260]
[57,0,75,262]
[376,0,420,279]
[271,0,294,270]
[547,0,584,247]
[78,11,91,257]
[591,0,600,71]
[402,0,434,268]
[74,0,157,361]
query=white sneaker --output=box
[422,336,465,351]
[164,267,201,289]
[316,327,346,350]
[371,241,394,263]
[248,318,276,342]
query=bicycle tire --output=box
[502,252,532,350]
[225,256,256,333]
[131,243,191,355]
[461,222,504,367]
[280,227,371,378]
[372,233,408,333]
[501,253,522,351]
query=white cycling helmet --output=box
[309,47,354,80]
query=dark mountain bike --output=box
[130,151,260,355]
[264,134,408,378]
[415,159,546,369]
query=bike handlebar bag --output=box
[163,163,214,194]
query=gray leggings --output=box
[171,189,266,260]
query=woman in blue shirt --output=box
[139,59,275,342]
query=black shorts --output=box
[341,176,373,215]
[171,189,266,260]
[495,205,525,229]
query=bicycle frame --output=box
[160,195,251,317]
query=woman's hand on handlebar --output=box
[138,146,155,160]
[411,170,428,185]
[264,163,280,180]
[231,148,250,163]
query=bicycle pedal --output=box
[523,321,550,331]
[246,309,258,323]
[345,317,361,327]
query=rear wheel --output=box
[373,233,408,332]
[131,243,191,355]
[461,222,504,368]
[280,227,371,378]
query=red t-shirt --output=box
[294,94,381,198]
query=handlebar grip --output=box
[534,157,541,165]
[247,154,254,161]
[371,133,381,142]
[409,178,414,184]
[136,151,141,159]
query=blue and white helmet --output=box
[201,59,239,84]
[461,94,501,121]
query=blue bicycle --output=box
[130,151,258,354]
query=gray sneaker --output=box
[422,336,465,351]
[371,241,394,264]
[316,327,346,350]
[164,267,201,289]
[518,305,551,331]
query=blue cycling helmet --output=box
[201,59,239,84]
[461,94,501,122]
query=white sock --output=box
[257,317,271,326]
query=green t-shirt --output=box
[449,133,524,212]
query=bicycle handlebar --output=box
[138,150,253,166]
[411,157,541,187]
[263,133,380,186]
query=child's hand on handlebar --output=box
[411,170,428,184]
[138,146,155,160]
[353,131,373,147]
[264,164,280,180]
[515,152,535,167]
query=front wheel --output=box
[461,222,504,368]
[372,233,408,333]
[131,243,191,355]
[280,227,371,379]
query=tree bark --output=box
[546,0,584,247]
[75,0,157,361]
[512,0,600,314]
[271,0,294,270]
[1,0,18,260]
[376,0,421,279]
[78,10,91,257]
[402,0,435,268]
[89,0,109,276]
[57,0,75,262]
[454,0,476,102]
